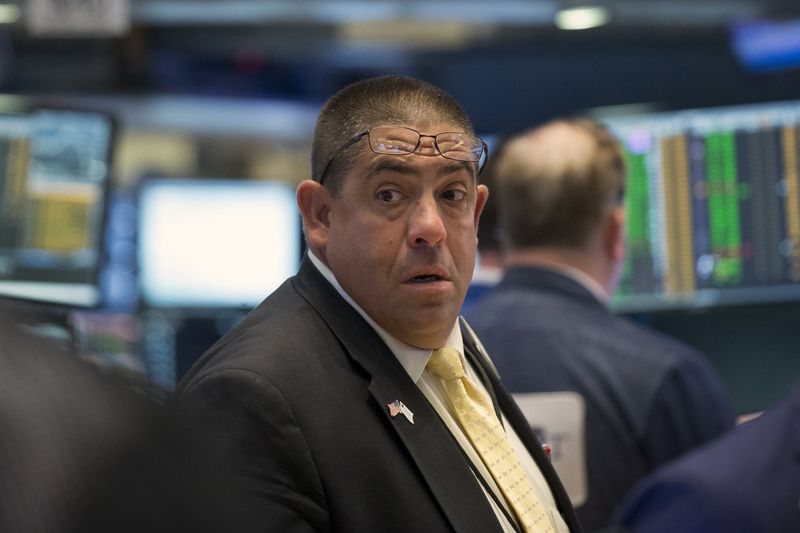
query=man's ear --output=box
[604,205,626,262]
[297,180,333,255]
[474,184,489,228]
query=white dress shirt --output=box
[308,251,569,533]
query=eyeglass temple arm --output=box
[478,141,489,175]
[316,131,370,184]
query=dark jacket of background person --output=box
[0,311,255,533]
[465,118,736,530]
[178,256,581,533]
[613,381,800,533]
[467,266,736,530]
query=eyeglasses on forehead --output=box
[315,126,489,184]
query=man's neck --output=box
[505,248,612,302]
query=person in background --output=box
[0,309,255,533]
[613,380,800,533]
[465,118,736,531]
[178,76,582,533]
[462,134,512,314]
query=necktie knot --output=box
[427,347,466,381]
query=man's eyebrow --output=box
[366,158,416,179]
[439,159,476,179]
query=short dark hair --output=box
[311,75,474,194]
[496,118,626,249]
[476,134,513,255]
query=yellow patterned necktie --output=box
[427,347,555,533]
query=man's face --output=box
[323,122,488,349]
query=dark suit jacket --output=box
[178,256,582,533]
[465,267,735,531]
[614,382,800,533]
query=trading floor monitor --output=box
[0,108,114,308]
[603,100,800,312]
[137,178,301,310]
[137,177,302,387]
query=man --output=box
[614,381,800,533]
[465,119,735,531]
[178,76,581,533]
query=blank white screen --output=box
[138,179,300,308]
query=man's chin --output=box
[389,309,460,349]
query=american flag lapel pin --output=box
[387,400,414,424]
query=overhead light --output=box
[555,6,610,30]
[339,20,491,50]
[0,4,20,24]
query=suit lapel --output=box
[366,368,504,533]
[294,258,503,533]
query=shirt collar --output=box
[540,263,609,305]
[307,250,463,383]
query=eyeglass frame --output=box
[315,126,489,185]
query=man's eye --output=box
[376,189,402,202]
[442,189,467,202]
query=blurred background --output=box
[3,0,800,412]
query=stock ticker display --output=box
[604,101,800,311]
[0,109,113,307]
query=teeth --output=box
[412,275,439,282]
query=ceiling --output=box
[5,0,800,37]
[8,0,800,142]
[126,0,800,28]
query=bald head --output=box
[495,118,625,250]
[511,121,597,182]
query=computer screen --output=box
[0,108,114,307]
[137,178,301,309]
[730,19,800,73]
[603,100,800,312]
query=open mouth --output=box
[410,274,443,283]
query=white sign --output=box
[26,0,129,37]
[513,391,588,506]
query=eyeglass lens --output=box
[368,126,483,162]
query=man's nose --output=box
[408,196,447,247]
